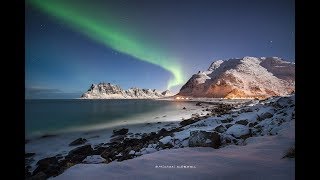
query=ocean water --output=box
[25,99,195,138]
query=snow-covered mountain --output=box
[178,56,295,99]
[81,83,174,99]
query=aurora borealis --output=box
[26,0,295,99]
[28,0,184,90]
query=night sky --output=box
[25,0,295,99]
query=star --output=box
[40,24,46,30]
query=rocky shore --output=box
[25,95,295,179]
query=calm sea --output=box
[25,99,192,138]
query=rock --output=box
[159,142,174,149]
[101,149,115,160]
[177,57,295,99]
[282,146,295,158]
[180,119,197,126]
[258,112,273,121]
[182,107,186,110]
[28,171,47,180]
[25,158,35,165]
[109,135,126,143]
[36,157,58,166]
[68,145,93,156]
[25,168,32,178]
[243,108,253,112]
[226,124,251,139]
[196,102,202,106]
[25,152,36,158]
[129,150,135,155]
[112,128,129,137]
[33,157,60,178]
[82,155,106,164]
[81,83,172,99]
[225,124,233,129]
[235,120,249,126]
[189,130,221,149]
[253,125,263,134]
[92,146,108,155]
[158,128,169,137]
[69,138,87,146]
[221,118,233,123]
[225,138,232,144]
[232,114,238,117]
[248,122,258,127]
[40,134,56,138]
[214,125,227,133]
[159,136,173,145]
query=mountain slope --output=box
[81,83,173,99]
[178,56,295,99]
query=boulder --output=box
[196,102,202,106]
[214,125,227,133]
[109,135,126,143]
[226,124,251,139]
[36,157,59,166]
[159,142,174,149]
[25,168,32,178]
[189,130,221,149]
[69,138,87,146]
[225,124,233,129]
[66,145,93,163]
[248,122,258,127]
[68,145,93,156]
[159,136,173,145]
[221,118,233,123]
[28,172,47,180]
[180,119,197,126]
[101,149,116,160]
[112,128,129,137]
[235,120,249,126]
[258,112,273,121]
[82,155,106,164]
[40,134,56,138]
[33,157,60,178]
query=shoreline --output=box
[25,100,216,173]
[25,95,295,179]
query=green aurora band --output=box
[28,0,184,89]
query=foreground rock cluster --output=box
[25,95,295,179]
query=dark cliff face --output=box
[178,57,295,99]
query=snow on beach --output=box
[53,122,294,180]
[26,95,295,179]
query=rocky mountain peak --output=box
[81,83,175,99]
[178,56,295,99]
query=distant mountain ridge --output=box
[81,83,174,99]
[177,56,295,99]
